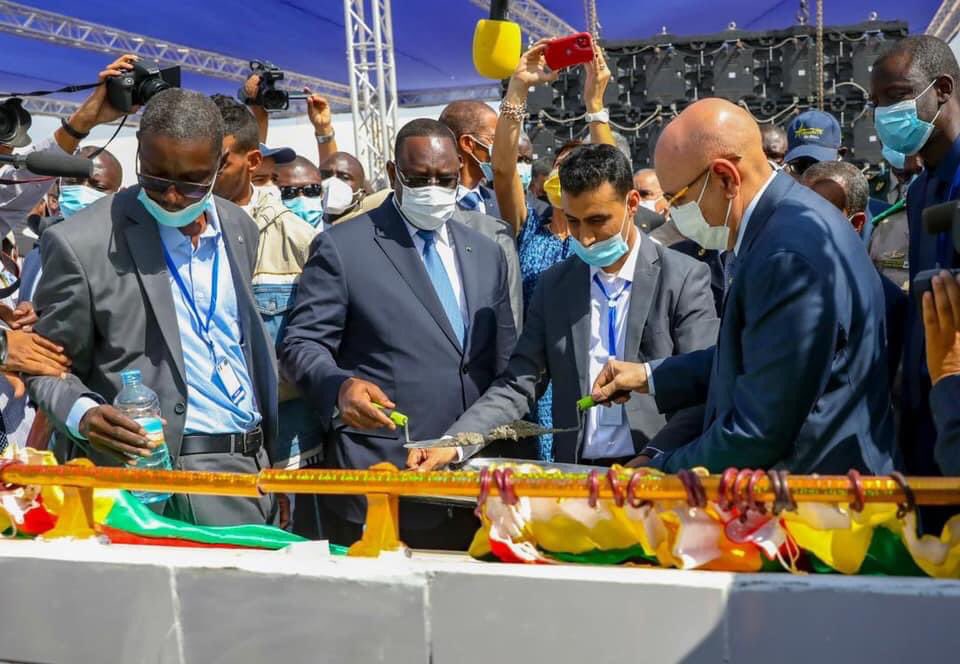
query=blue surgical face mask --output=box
[468,135,494,183]
[137,185,214,228]
[517,162,533,190]
[882,145,907,170]
[59,184,107,218]
[284,194,324,228]
[874,79,942,156]
[570,197,632,268]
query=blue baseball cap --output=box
[259,143,296,164]
[784,110,842,164]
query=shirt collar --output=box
[933,133,960,185]
[456,183,482,202]
[590,229,642,282]
[734,170,777,255]
[157,200,220,252]
[241,185,259,215]
[393,197,451,246]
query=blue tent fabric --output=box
[0,1,943,102]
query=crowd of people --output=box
[1,33,960,549]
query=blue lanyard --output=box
[935,165,960,267]
[592,273,630,359]
[161,238,220,353]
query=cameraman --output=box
[0,54,136,241]
[922,270,960,475]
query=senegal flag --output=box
[0,446,304,550]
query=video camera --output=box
[106,59,181,113]
[0,98,32,148]
[239,60,305,112]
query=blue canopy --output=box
[0,1,943,102]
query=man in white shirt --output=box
[279,118,516,549]
[411,143,719,469]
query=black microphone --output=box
[922,200,957,235]
[23,150,93,178]
[0,150,93,179]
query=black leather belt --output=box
[180,427,263,456]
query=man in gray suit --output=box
[27,89,277,527]
[409,144,719,469]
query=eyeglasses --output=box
[280,184,324,200]
[396,168,459,190]
[136,153,225,200]
[663,156,742,208]
[785,158,817,177]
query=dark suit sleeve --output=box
[26,228,103,429]
[448,272,544,460]
[277,233,353,423]
[932,375,960,476]
[650,348,715,413]
[656,250,839,472]
[496,229,524,332]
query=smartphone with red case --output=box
[544,32,595,71]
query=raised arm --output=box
[584,43,615,147]
[306,92,339,165]
[494,41,558,235]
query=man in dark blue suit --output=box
[591,98,895,474]
[279,119,516,548]
[871,35,960,478]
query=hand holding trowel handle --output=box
[589,358,650,406]
[337,377,402,430]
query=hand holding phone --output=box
[544,32,595,71]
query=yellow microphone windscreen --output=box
[473,19,522,80]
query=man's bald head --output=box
[68,145,123,192]
[439,100,498,140]
[760,124,788,165]
[655,98,773,250]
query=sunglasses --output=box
[396,168,459,190]
[280,184,324,200]
[136,152,225,200]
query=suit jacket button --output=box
[174,403,186,415]
[461,365,469,374]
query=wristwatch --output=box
[584,108,610,124]
[0,328,8,367]
[316,130,336,144]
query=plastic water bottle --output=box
[114,369,173,504]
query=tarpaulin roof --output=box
[0,1,943,102]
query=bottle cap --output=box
[577,395,595,411]
[120,369,142,384]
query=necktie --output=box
[417,229,465,345]
[458,191,482,211]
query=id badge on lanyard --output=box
[162,240,247,406]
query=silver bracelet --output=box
[315,130,335,145]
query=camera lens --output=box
[0,104,16,144]
[137,78,172,106]
[262,88,289,111]
[0,99,30,147]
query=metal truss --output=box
[344,0,399,183]
[398,83,501,107]
[0,1,350,108]
[584,0,599,38]
[17,95,138,126]
[927,0,960,42]
[469,0,577,40]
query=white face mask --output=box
[670,170,733,251]
[397,181,457,231]
[255,183,282,202]
[322,176,359,216]
[639,198,659,212]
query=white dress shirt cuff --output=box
[66,396,101,439]
[645,359,665,396]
